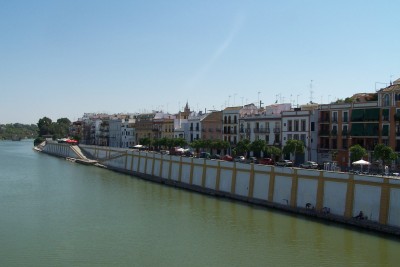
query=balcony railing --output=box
[273,128,281,133]
[319,117,330,123]
[254,128,270,133]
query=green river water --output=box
[0,140,399,266]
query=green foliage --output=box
[0,123,38,140]
[264,146,282,158]
[283,140,305,155]
[349,144,367,162]
[33,137,45,146]
[212,140,229,150]
[139,137,152,147]
[373,143,398,164]
[189,139,203,152]
[249,139,266,154]
[234,139,251,156]
[249,139,266,157]
[36,117,71,139]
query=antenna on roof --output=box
[309,80,314,103]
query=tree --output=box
[373,144,397,165]
[37,117,53,136]
[190,139,203,154]
[249,139,266,158]
[264,146,282,159]
[283,140,305,164]
[349,144,367,162]
[172,138,187,148]
[234,139,251,156]
[139,137,152,148]
[210,140,229,154]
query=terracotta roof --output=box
[379,83,400,92]
[223,106,243,111]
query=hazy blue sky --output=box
[1,0,399,124]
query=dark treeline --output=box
[0,123,38,140]
[34,117,71,145]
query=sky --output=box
[1,0,399,124]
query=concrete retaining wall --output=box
[46,143,400,235]
[42,142,81,158]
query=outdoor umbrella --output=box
[352,159,371,173]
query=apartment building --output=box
[282,107,317,163]
[223,104,258,147]
[201,111,223,141]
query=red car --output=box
[221,155,233,161]
[259,158,275,165]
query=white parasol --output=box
[352,159,371,172]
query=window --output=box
[288,134,292,140]
[342,125,348,135]
[300,134,306,144]
[294,120,299,131]
[332,111,338,122]
[301,120,306,131]
[294,134,299,140]
[311,122,315,131]
[288,120,292,131]
[234,115,237,123]
[343,111,348,122]
[332,139,337,149]
[384,94,390,106]
[265,135,269,142]
[275,134,280,143]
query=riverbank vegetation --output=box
[34,117,71,145]
[0,123,38,140]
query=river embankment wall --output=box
[43,143,400,235]
[42,142,82,159]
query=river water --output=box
[1,140,399,266]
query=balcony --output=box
[319,117,330,123]
[254,128,270,133]
[319,130,330,136]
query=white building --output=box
[109,119,122,147]
[121,119,135,148]
[281,106,318,164]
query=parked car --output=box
[234,156,246,162]
[247,157,259,164]
[183,150,194,157]
[275,159,293,167]
[199,152,211,159]
[259,158,275,165]
[300,161,318,169]
[211,154,221,160]
[221,155,233,161]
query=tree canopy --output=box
[373,143,398,164]
[36,117,71,140]
[283,139,305,156]
[349,144,367,162]
[0,123,38,140]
